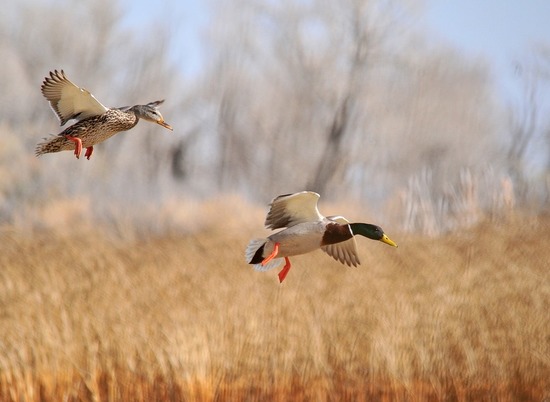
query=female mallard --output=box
[36,70,173,160]
[246,191,398,282]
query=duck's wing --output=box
[115,101,164,112]
[321,216,360,267]
[264,191,324,229]
[41,70,108,126]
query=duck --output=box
[245,191,398,283]
[35,69,173,160]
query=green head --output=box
[349,223,398,247]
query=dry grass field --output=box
[0,198,548,401]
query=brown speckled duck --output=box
[246,191,398,283]
[36,69,173,160]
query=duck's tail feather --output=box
[35,134,71,156]
[245,238,283,272]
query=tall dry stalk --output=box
[0,198,548,401]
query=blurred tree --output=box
[0,0,537,233]
[202,0,504,231]
[204,0,426,200]
[0,0,188,222]
[506,45,550,205]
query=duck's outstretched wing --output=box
[321,216,360,267]
[41,69,108,125]
[115,100,165,112]
[264,191,324,229]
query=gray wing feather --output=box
[264,191,324,229]
[321,215,361,267]
[41,70,108,125]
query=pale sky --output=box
[423,0,550,98]
[123,0,550,100]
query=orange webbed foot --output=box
[84,146,94,160]
[261,242,280,266]
[65,135,82,159]
[277,257,292,283]
[261,243,292,282]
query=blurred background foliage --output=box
[1,0,549,234]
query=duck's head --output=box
[133,100,173,131]
[349,223,398,247]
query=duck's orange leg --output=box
[84,146,94,160]
[261,243,292,282]
[277,257,292,283]
[65,135,82,159]
[261,242,280,266]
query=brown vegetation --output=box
[0,200,548,401]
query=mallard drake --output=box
[36,69,173,160]
[246,191,398,282]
